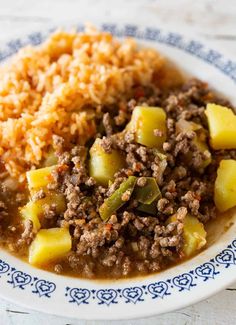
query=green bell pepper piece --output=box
[137,201,157,215]
[99,176,137,221]
[134,177,161,204]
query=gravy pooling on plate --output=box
[1,29,236,279]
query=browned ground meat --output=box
[0,78,235,279]
[48,79,235,278]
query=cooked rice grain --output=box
[0,29,164,181]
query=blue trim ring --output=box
[0,23,235,308]
[0,242,235,305]
[0,24,236,82]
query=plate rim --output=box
[0,22,236,320]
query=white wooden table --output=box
[0,0,236,324]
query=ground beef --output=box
[16,219,34,247]
[32,189,46,201]
[0,200,8,233]
[137,177,147,187]
[43,78,235,278]
[103,112,113,136]
[1,78,235,279]
[100,136,112,153]
[54,264,63,274]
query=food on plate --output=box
[128,106,167,148]
[214,159,236,212]
[99,176,137,221]
[205,103,236,149]
[26,166,58,191]
[20,193,66,231]
[29,228,72,266]
[0,27,236,279]
[89,138,125,186]
[168,213,206,257]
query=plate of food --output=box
[0,22,236,320]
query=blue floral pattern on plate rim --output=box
[0,23,236,308]
[1,240,235,305]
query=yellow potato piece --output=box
[20,194,66,231]
[169,214,206,257]
[193,138,212,170]
[26,166,57,190]
[39,193,66,214]
[129,106,166,148]
[205,103,236,149]
[182,215,207,257]
[29,228,72,266]
[214,159,236,212]
[176,119,212,170]
[89,138,125,186]
[20,201,41,231]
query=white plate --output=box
[0,22,236,320]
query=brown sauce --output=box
[1,78,236,279]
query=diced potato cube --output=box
[214,159,236,212]
[89,138,125,186]
[26,166,57,190]
[192,138,212,169]
[29,228,71,266]
[169,214,206,257]
[129,106,166,148]
[205,103,236,149]
[20,201,41,231]
[40,193,66,214]
[182,215,206,257]
[176,119,212,170]
[20,193,66,231]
